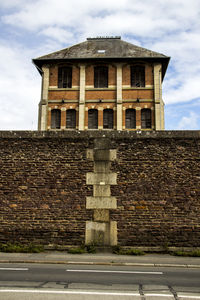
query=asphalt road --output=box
[0,263,200,299]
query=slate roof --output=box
[33,37,170,78]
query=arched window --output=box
[66,109,76,129]
[51,109,61,129]
[131,65,145,87]
[88,109,98,129]
[125,109,136,129]
[103,109,113,129]
[141,108,151,129]
[94,66,108,88]
[58,66,72,88]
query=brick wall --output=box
[0,131,199,248]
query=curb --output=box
[0,260,200,268]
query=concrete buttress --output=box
[85,138,117,246]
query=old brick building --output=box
[33,37,170,131]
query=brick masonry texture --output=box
[0,131,199,247]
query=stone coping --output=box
[0,130,199,139]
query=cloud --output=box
[39,27,74,44]
[2,0,199,35]
[177,112,199,130]
[0,0,200,129]
[0,41,39,129]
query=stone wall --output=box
[0,130,199,248]
[0,131,93,246]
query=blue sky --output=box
[0,0,200,130]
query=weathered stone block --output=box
[86,196,117,209]
[93,209,110,222]
[93,185,111,196]
[94,161,111,173]
[85,221,117,246]
[94,149,116,161]
[85,221,110,245]
[86,172,117,185]
[86,149,93,160]
[94,138,112,150]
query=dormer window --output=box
[131,65,145,87]
[94,66,108,88]
[58,66,72,88]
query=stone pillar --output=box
[136,107,141,129]
[154,63,164,130]
[38,65,49,130]
[161,101,165,130]
[61,107,66,129]
[98,107,103,129]
[79,65,86,130]
[86,138,117,246]
[116,64,123,130]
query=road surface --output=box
[0,263,200,299]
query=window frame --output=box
[103,109,114,129]
[66,109,76,129]
[88,109,98,129]
[51,109,61,129]
[58,66,72,88]
[125,108,136,129]
[141,108,152,129]
[130,65,145,87]
[94,66,108,88]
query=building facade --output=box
[33,37,170,131]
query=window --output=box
[88,109,98,129]
[125,109,136,129]
[141,108,151,129]
[131,65,145,87]
[94,66,108,88]
[66,109,76,129]
[58,67,72,88]
[103,109,113,129]
[51,109,61,129]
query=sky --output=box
[0,0,200,130]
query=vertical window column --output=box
[79,64,86,130]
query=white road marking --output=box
[145,294,174,297]
[0,289,199,299]
[145,294,200,299]
[66,269,163,274]
[178,296,200,299]
[0,289,140,296]
[0,268,29,271]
